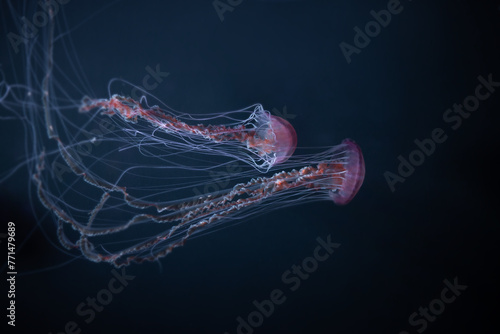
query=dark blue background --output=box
[1,0,499,333]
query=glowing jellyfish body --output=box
[329,139,365,205]
[80,95,297,172]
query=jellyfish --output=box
[79,94,297,172]
[0,0,365,268]
[33,138,365,267]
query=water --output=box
[0,0,499,333]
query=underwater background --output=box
[1,0,499,333]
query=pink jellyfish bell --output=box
[328,139,366,205]
[269,115,297,164]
